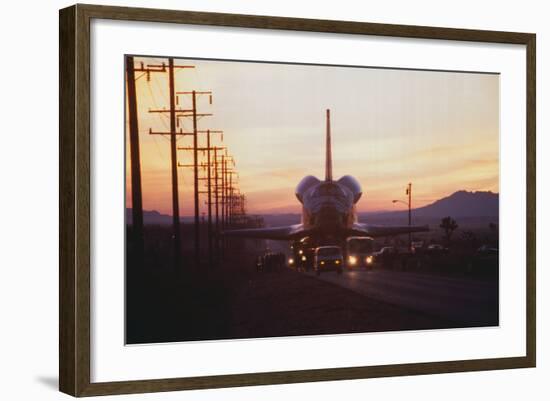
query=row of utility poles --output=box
[126,56,247,270]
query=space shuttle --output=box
[224,109,429,241]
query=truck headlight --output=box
[348,256,357,265]
[335,260,341,265]
[366,256,373,264]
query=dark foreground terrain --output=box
[127,263,468,344]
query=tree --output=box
[440,216,458,245]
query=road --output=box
[306,269,498,326]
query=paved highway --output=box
[307,269,498,326]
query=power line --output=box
[143,58,195,271]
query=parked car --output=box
[374,246,399,256]
[476,245,498,256]
[372,246,399,266]
[425,244,449,255]
[314,246,344,275]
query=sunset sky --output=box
[126,56,499,216]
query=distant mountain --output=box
[365,190,498,219]
[126,209,170,225]
[126,209,198,225]
[358,191,499,228]
[416,190,498,217]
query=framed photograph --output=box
[59,4,536,397]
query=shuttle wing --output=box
[225,223,428,240]
[352,223,429,238]
[223,224,309,240]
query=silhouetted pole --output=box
[180,143,224,267]
[407,182,412,251]
[167,58,183,269]
[213,151,227,262]
[202,134,224,267]
[221,155,226,231]
[125,56,144,265]
[206,130,213,267]
[174,91,214,268]
[213,147,220,259]
[393,182,413,252]
[191,91,200,266]
[221,155,227,255]
[226,171,239,225]
[229,173,233,226]
[142,59,195,271]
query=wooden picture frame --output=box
[59,3,536,397]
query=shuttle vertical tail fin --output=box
[325,109,333,182]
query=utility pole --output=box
[168,59,181,269]
[191,91,199,266]
[222,155,229,255]
[212,151,239,260]
[203,131,224,267]
[221,155,226,233]
[213,146,222,259]
[407,182,412,251]
[179,142,224,267]
[206,145,226,264]
[225,169,238,257]
[233,194,246,225]
[125,56,144,266]
[222,155,236,227]
[226,171,239,227]
[213,152,236,258]
[206,130,212,267]
[145,58,195,271]
[229,172,233,227]
[175,91,213,268]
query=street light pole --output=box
[392,182,412,252]
[407,183,412,251]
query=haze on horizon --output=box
[125,56,499,217]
